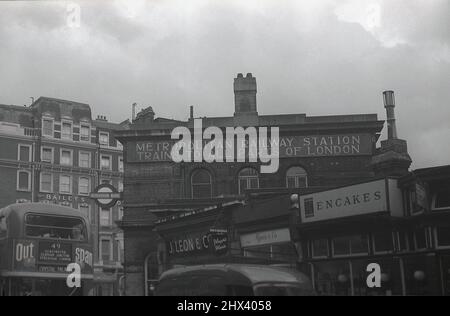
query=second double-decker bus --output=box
[0,203,94,296]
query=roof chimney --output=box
[190,106,194,119]
[132,103,137,122]
[234,73,257,115]
[383,91,397,140]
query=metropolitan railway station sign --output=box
[127,133,373,162]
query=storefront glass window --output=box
[332,235,368,256]
[436,227,450,248]
[333,237,350,256]
[372,232,393,253]
[312,239,328,258]
[404,255,439,296]
[414,229,427,250]
[396,231,409,252]
[243,243,296,262]
[313,261,350,296]
[351,235,369,254]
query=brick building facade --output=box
[0,97,125,295]
[115,73,407,296]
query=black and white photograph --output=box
[0,0,449,299]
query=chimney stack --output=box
[371,90,412,177]
[132,103,137,122]
[383,91,398,140]
[190,106,194,120]
[234,73,257,115]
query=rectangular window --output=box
[80,125,90,142]
[350,235,369,254]
[60,149,73,166]
[17,170,31,191]
[332,235,368,256]
[25,214,86,241]
[101,239,112,262]
[18,144,32,162]
[62,121,72,140]
[42,119,53,137]
[99,132,109,146]
[373,232,394,253]
[78,177,90,196]
[118,207,124,220]
[40,173,53,193]
[304,198,314,218]
[118,181,123,193]
[311,239,328,258]
[41,147,53,163]
[79,204,90,221]
[0,215,7,239]
[100,208,111,227]
[333,236,351,256]
[433,190,450,210]
[396,231,409,252]
[79,152,91,168]
[436,227,450,248]
[118,156,124,172]
[101,179,111,185]
[101,155,111,170]
[414,229,427,250]
[116,238,124,263]
[287,176,307,189]
[59,175,72,194]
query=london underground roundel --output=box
[90,184,122,208]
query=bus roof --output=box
[159,264,311,285]
[0,203,88,221]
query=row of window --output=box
[309,228,450,259]
[18,144,124,171]
[16,170,123,195]
[100,237,124,264]
[191,166,308,198]
[42,118,115,147]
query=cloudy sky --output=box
[0,0,448,169]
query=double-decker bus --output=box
[0,203,94,296]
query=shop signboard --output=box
[299,178,403,223]
[167,231,229,257]
[240,228,291,248]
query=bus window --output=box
[0,215,6,238]
[25,214,87,241]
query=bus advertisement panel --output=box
[13,239,93,275]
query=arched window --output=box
[191,169,212,199]
[238,168,259,195]
[286,166,308,188]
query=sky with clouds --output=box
[0,0,448,169]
